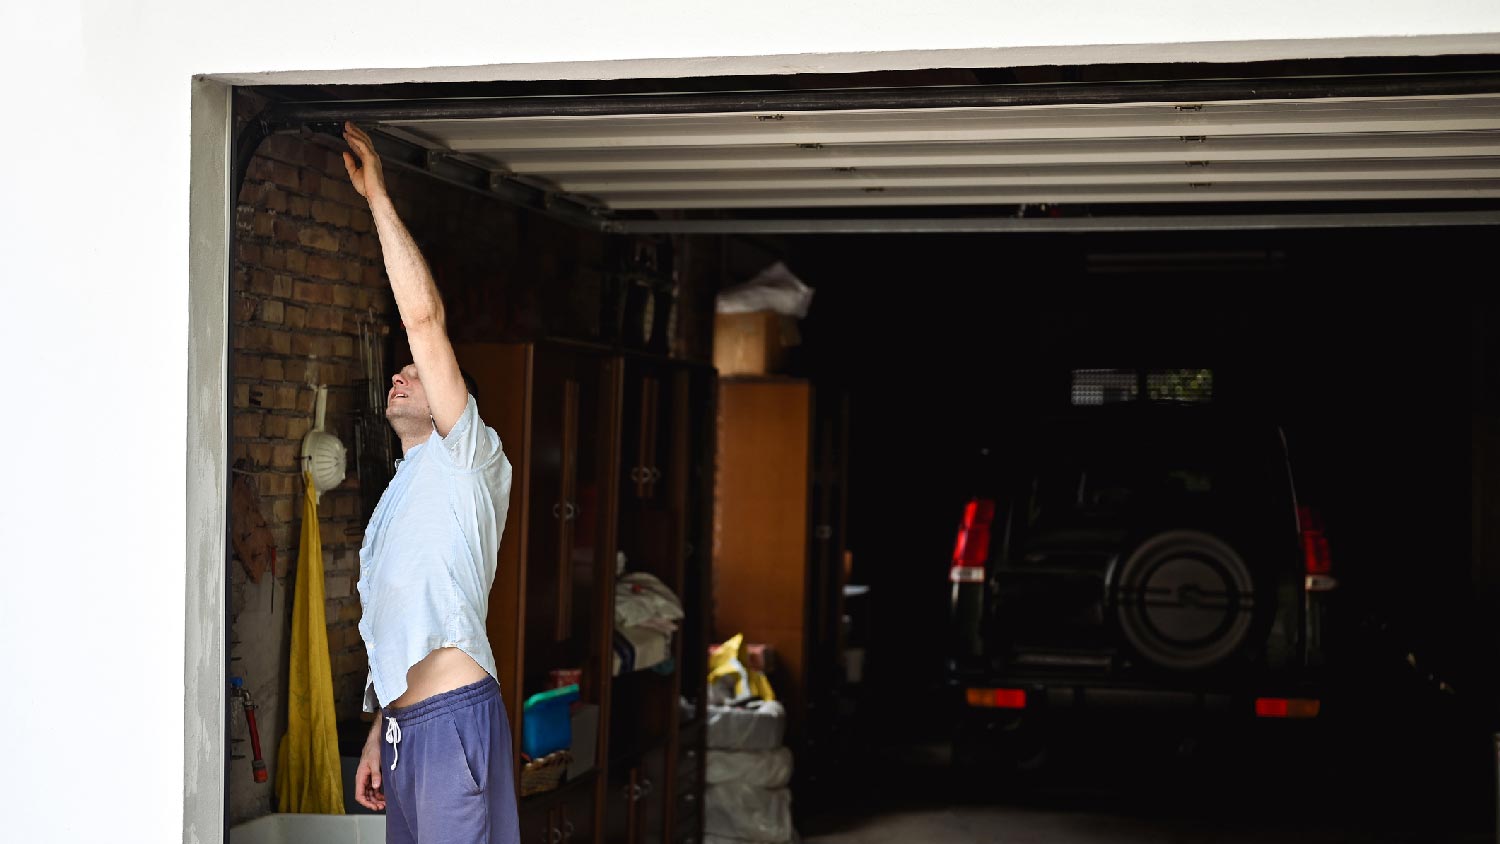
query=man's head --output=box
[385,363,479,438]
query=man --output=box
[343,121,519,844]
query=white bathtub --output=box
[230,814,385,844]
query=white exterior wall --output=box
[0,3,1496,842]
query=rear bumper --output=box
[948,670,1324,720]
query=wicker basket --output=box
[519,750,572,796]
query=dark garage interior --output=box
[225,56,1500,843]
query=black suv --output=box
[947,404,1335,760]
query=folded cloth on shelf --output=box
[612,624,672,675]
[707,700,786,751]
[705,747,793,789]
[705,784,794,843]
[615,572,684,629]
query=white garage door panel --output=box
[382,91,1500,213]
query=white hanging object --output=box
[301,385,347,503]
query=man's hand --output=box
[342,121,389,203]
[353,728,386,811]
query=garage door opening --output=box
[217,53,1500,843]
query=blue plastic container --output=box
[521,684,580,758]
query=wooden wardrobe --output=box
[456,341,715,844]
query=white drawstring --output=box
[385,716,402,771]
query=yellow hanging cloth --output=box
[276,473,345,813]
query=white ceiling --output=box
[386,92,1500,214]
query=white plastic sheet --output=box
[705,748,793,788]
[707,701,786,751]
[715,262,814,318]
[705,784,794,843]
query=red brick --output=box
[269,329,292,356]
[307,255,345,282]
[234,325,268,351]
[269,160,299,189]
[312,201,351,227]
[233,443,251,464]
[252,214,274,238]
[272,443,300,467]
[272,497,295,521]
[284,250,307,274]
[286,416,311,440]
[263,187,289,214]
[259,247,286,271]
[350,210,372,233]
[291,334,315,357]
[234,295,257,324]
[236,243,261,265]
[362,265,384,286]
[293,280,332,305]
[285,305,307,329]
[298,224,339,253]
[334,336,355,358]
[320,177,362,206]
[233,353,262,380]
[274,386,298,410]
[262,359,285,381]
[262,415,288,438]
[233,414,262,439]
[259,299,284,324]
[234,384,251,408]
[331,285,355,308]
[247,157,273,182]
[273,217,299,244]
[298,390,317,414]
[259,135,304,166]
[299,167,322,196]
[289,195,311,217]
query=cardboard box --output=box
[714,311,795,376]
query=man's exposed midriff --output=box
[389,646,492,710]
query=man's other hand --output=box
[353,736,386,811]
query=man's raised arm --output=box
[341,121,468,436]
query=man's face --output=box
[386,363,431,424]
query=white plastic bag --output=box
[715,262,814,318]
[707,701,786,751]
[705,747,793,788]
[705,784,794,843]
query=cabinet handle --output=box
[684,750,697,763]
[648,467,661,483]
[683,791,697,804]
[630,466,646,483]
[627,783,642,801]
[640,777,653,797]
[548,828,564,844]
[561,820,575,840]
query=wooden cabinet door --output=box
[557,778,597,844]
[525,347,621,762]
[638,745,667,843]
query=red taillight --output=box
[950,498,996,583]
[1254,697,1320,719]
[967,688,1027,709]
[1299,506,1333,576]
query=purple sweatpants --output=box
[380,678,520,844]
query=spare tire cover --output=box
[1113,530,1255,671]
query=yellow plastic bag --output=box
[275,473,345,813]
[707,633,776,702]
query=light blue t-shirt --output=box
[358,395,512,712]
